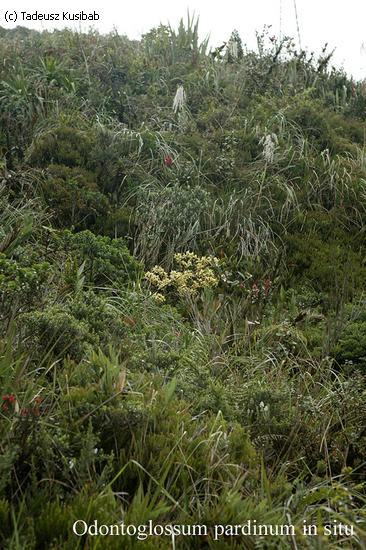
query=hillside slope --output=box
[1,19,366,549]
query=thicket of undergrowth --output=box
[1,16,366,548]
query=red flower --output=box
[8,394,15,403]
[263,278,271,296]
[164,155,173,167]
[252,283,259,295]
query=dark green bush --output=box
[286,98,337,152]
[66,290,126,348]
[41,164,110,230]
[27,126,94,168]
[20,306,93,361]
[0,253,50,324]
[285,233,366,296]
[59,229,141,286]
[334,320,366,373]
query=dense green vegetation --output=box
[1,17,366,548]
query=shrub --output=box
[40,164,110,230]
[66,290,126,348]
[0,253,50,324]
[286,98,338,152]
[19,306,93,361]
[285,233,366,296]
[27,125,94,168]
[59,229,141,286]
[334,320,366,374]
